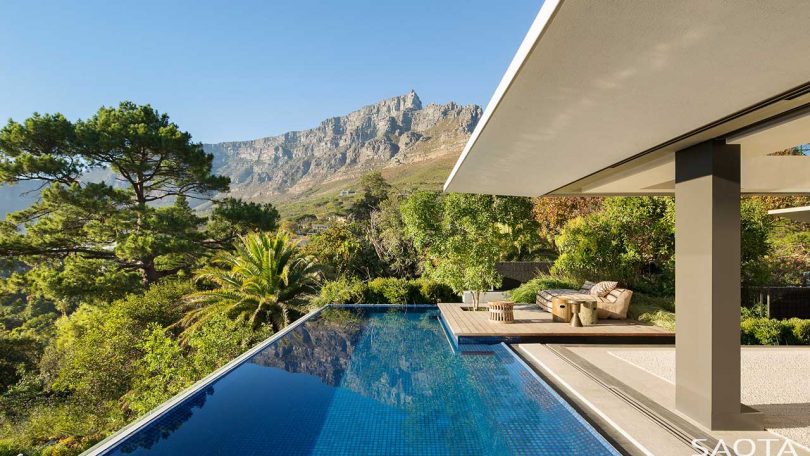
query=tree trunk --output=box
[141,257,160,286]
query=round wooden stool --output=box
[489,301,515,323]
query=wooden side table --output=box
[559,294,599,327]
[551,297,573,323]
[579,301,599,326]
[489,301,515,324]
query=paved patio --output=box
[610,346,810,451]
[517,344,810,455]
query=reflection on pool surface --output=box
[100,306,620,455]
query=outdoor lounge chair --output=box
[536,281,633,320]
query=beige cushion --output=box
[596,288,633,319]
[590,281,618,297]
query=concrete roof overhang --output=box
[768,206,810,223]
[444,0,810,196]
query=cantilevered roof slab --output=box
[444,0,810,196]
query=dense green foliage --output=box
[313,277,457,306]
[401,191,539,308]
[738,304,810,345]
[740,317,810,345]
[182,231,320,333]
[551,197,775,295]
[302,221,384,279]
[304,172,421,280]
[552,197,676,295]
[0,104,284,455]
[0,103,278,307]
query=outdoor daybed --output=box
[536,281,633,320]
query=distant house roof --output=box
[444,0,810,196]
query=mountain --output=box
[203,91,481,216]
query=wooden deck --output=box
[438,303,674,344]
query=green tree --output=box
[302,221,383,279]
[493,196,542,260]
[0,103,278,307]
[181,231,320,333]
[125,324,193,416]
[552,196,774,295]
[552,197,676,294]
[187,314,264,374]
[349,171,391,221]
[531,196,603,246]
[402,192,511,309]
[41,304,142,403]
[125,314,262,416]
[367,191,420,278]
[740,198,772,287]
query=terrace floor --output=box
[516,344,810,455]
[437,303,674,345]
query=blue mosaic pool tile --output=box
[102,306,620,455]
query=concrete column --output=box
[674,140,761,430]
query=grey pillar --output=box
[674,140,761,430]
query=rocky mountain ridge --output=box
[203,91,481,205]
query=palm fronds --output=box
[178,231,320,338]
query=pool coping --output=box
[81,305,329,456]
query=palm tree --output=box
[180,231,320,335]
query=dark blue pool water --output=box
[100,306,620,455]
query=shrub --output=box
[741,318,783,345]
[740,317,810,345]
[414,279,458,304]
[790,318,810,344]
[367,278,411,304]
[312,277,367,306]
[41,305,142,402]
[313,278,458,305]
[115,278,193,328]
[741,303,767,319]
[508,275,579,303]
[627,294,675,330]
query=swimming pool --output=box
[90,306,620,455]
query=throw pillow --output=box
[590,281,618,297]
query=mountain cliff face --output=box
[203,91,481,204]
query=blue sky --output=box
[0,0,541,143]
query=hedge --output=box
[313,277,458,306]
[740,317,810,345]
